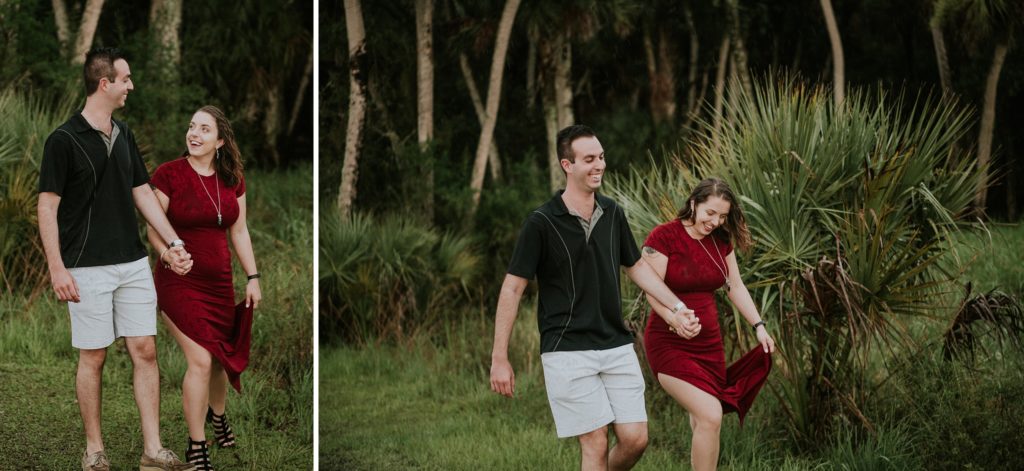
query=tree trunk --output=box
[684,5,700,118]
[819,0,844,106]
[415,0,434,220]
[339,0,368,218]
[51,0,69,51]
[467,0,521,220]
[288,48,314,136]
[544,84,563,192]
[526,23,539,111]
[263,85,283,167]
[644,26,677,125]
[974,41,1009,213]
[728,1,752,98]
[929,20,952,93]
[459,53,502,181]
[148,0,182,75]
[712,36,731,145]
[70,0,105,65]
[553,33,574,128]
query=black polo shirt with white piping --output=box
[507,190,642,353]
[38,111,150,268]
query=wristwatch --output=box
[670,301,685,314]
[169,239,185,248]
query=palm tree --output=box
[819,0,845,106]
[415,0,435,220]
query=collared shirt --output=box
[38,111,150,268]
[90,120,120,156]
[507,190,642,353]
[566,202,604,241]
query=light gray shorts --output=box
[67,257,157,349]
[540,343,648,438]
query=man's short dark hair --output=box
[83,47,126,96]
[556,125,597,163]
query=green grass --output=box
[0,166,313,469]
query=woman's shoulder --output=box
[154,156,189,174]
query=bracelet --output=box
[670,301,685,314]
[159,246,171,267]
[247,273,261,280]
[752,320,766,332]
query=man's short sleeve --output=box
[38,132,70,195]
[618,206,642,267]
[125,126,149,187]
[507,215,543,280]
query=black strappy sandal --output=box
[185,437,213,471]
[206,406,237,448]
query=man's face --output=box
[561,136,606,193]
[103,59,133,108]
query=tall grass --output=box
[319,211,483,344]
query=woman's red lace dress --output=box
[151,157,253,392]
[643,220,770,422]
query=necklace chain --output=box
[190,159,222,226]
[691,225,730,292]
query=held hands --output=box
[756,324,776,353]
[667,308,701,338]
[163,246,193,275]
[245,279,262,309]
[490,357,515,398]
[50,267,80,303]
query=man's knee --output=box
[78,348,107,371]
[125,336,157,365]
[579,426,609,454]
[616,424,648,454]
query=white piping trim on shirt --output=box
[535,211,575,352]
[56,129,95,269]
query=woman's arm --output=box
[229,194,261,308]
[725,251,775,353]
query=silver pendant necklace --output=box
[191,159,222,226]
[691,225,730,292]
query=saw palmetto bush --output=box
[608,76,983,449]
[319,211,484,344]
[0,87,75,294]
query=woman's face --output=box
[691,195,730,237]
[186,111,224,158]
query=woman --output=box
[147,105,262,470]
[641,178,774,471]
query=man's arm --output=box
[625,257,699,335]
[490,274,529,398]
[133,183,181,245]
[144,187,192,275]
[38,192,79,302]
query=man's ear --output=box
[560,158,572,173]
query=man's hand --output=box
[667,309,701,338]
[490,357,516,397]
[163,246,193,275]
[50,267,80,303]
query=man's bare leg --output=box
[78,348,107,455]
[125,336,163,458]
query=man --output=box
[489,125,701,470]
[37,47,196,471]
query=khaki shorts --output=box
[67,257,157,349]
[540,343,648,438]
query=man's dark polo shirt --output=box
[508,191,642,353]
[38,112,149,268]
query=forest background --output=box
[322,0,1024,470]
[0,0,313,468]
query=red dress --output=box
[643,221,770,423]
[151,157,253,392]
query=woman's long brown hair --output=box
[676,177,753,252]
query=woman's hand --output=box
[163,247,193,275]
[245,278,262,309]
[667,309,701,338]
[756,325,775,353]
